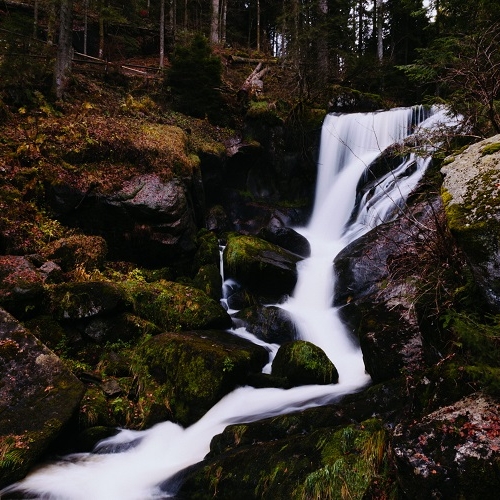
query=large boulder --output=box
[0,308,84,487]
[47,174,200,268]
[134,330,269,426]
[223,234,301,301]
[334,194,445,383]
[441,136,500,312]
[392,392,500,499]
[123,280,231,332]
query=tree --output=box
[53,0,73,99]
[166,34,223,120]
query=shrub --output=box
[166,34,223,121]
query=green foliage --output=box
[166,34,223,122]
[300,420,390,500]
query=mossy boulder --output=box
[176,417,390,500]
[48,281,131,321]
[124,280,231,331]
[258,215,311,258]
[133,330,269,426]
[223,234,301,300]
[0,307,84,487]
[441,135,500,312]
[0,255,46,319]
[41,234,108,272]
[392,392,500,499]
[192,264,223,302]
[271,340,339,387]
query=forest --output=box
[1,0,499,135]
[2,0,500,498]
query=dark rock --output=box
[258,215,311,258]
[233,305,297,344]
[272,340,339,387]
[223,234,301,300]
[46,175,199,268]
[0,307,84,487]
[334,195,444,383]
[48,281,131,321]
[392,392,500,499]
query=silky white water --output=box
[2,106,454,499]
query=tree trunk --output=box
[238,62,270,100]
[376,0,383,61]
[256,0,261,52]
[159,0,165,68]
[53,0,73,100]
[210,0,220,44]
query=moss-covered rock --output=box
[271,340,339,387]
[441,135,500,312]
[41,234,108,272]
[176,417,391,500]
[192,264,223,302]
[48,281,131,321]
[0,307,84,487]
[133,330,268,426]
[0,255,46,319]
[124,279,231,331]
[223,234,301,300]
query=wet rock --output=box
[272,340,339,387]
[233,305,297,344]
[134,330,269,426]
[258,215,310,258]
[223,233,301,301]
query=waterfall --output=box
[2,106,455,500]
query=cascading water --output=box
[2,106,455,500]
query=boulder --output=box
[48,281,131,321]
[441,135,500,312]
[0,308,84,487]
[41,234,108,272]
[134,330,269,426]
[124,280,231,332]
[392,392,500,499]
[47,174,199,268]
[0,256,46,319]
[271,340,339,387]
[334,195,444,383]
[233,305,297,344]
[258,215,311,258]
[223,234,301,300]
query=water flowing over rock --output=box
[441,135,500,312]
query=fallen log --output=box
[238,62,270,100]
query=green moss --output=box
[298,419,389,500]
[246,101,283,126]
[481,142,500,155]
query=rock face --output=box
[393,393,500,499]
[334,194,444,383]
[47,174,200,268]
[441,135,500,312]
[0,307,84,487]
